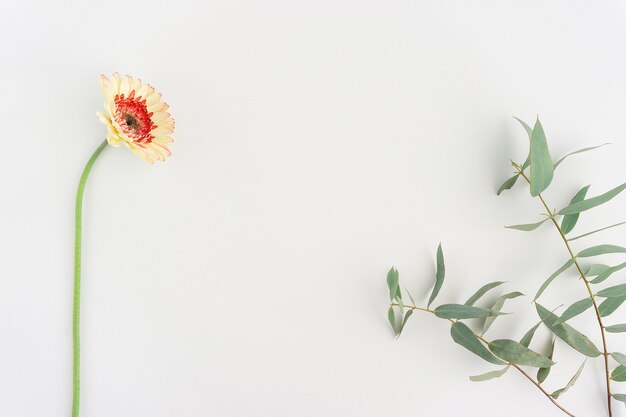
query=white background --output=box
[2,1,626,416]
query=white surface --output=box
[2,1,626,416]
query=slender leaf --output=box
[505,218,549,232]
[535,303,601,357]
[584,264,611,277]
[387,307,398,334]
[551,360,586,399]
[450,321,506,365]
[553,298,593,325]
[465,281,506,306]
[405,288,417,306]
[561,185,590,234]
[554,143,610,169]
[520,321,542,348]
[612,353,626,368]
[569,221,626,242]
[612,365,626,382]
[591,262,626,284]
[599,296,626,317]
[606,324,626,333]
[611,393,626,403]
[537,338,555,383]
[427,244,445,307]
[434,304,498,320]
[578,245,626,258]
[597,284,626,298]
[534,259,575,300]
[513,116,533,170]
[529,118,554,197]
[497,174,520,196]
[483,292,524,334]
[559,182,626,215]
[386,267,400,302]
[470,365,511,382]
[488,339,554,368]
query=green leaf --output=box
[397,309,413,336]
[611,352,626,367]
[599,296,626,317]
[597,284,626,298]
[591,262,626,284]
[611,393,626,403]
[551,360,586,399]
[584,264,611,277]
[386,267,400,302]
[520,321,542,348]
[469,365,511,382]
[553,298,593,325]
[505,218,549,232]
[488,339,554,368]
[427,244,445,308]
[561,185,591,234]
[537,338,555,383]
[606,324,626,333]
[578,244,626,258]
[534,259,575,300]
[497,174,520,196]
[529,118,554,197]
[612,365,626,382]
[387,307,399,334]
[483,292,524,334]
[569,221,626,242]
[434,304,498,320]
[558,182,626,215]
[554,143,610,169]
[450,321,507,365]
[535,303,601,357]
[465,281,506,306]
[513,116,533,171]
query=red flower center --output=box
[114,91,154,144]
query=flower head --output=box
[97,73,174,164]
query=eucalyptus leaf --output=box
[537,338,555,383]
[397,309,413,337]
[505,218,549,232]
[561,185,590,235]
[551,360,586,399]
[387,307,398,334]
[612,353,626,367]
[497,174,520,196]
[469,365,511,382]
[554,143,610,169]
[488,339,554,368]
[465,281,506,306]
[577,245,626,258]
[535,303,601,357]
[558,182,626,215]
[597,284,626,298]
[553,298,593,325]
[434,304,498,320]
[513,116,533,170]
[569,221,626,242]
[427,244,445,308]
[520,321,542,348]
[611,393,626,403]
[529,118,554,197]
[483,292,524,334]
[591,262,626,284]
[534,259,575,301]
[606,324,626,333]
[584,264,611,277]
[599,296,626,317]
[612,365,626,382]
[387,267,400,302]
[450,321,506,365]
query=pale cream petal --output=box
[151,126,173,137]
[119,75,131,97]
[145,92,162,106]
[152,136,173,144]
[151,111,170,123]
[106,132,124,147]
[111,73,122,94]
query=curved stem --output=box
[518,170,612,417]
[390,303,575,416]
[73,139,108,417]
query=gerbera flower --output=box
[96,73,174,164]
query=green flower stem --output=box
[389,303,575,416]
[518,170,612,417]
[73,139,108,417]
